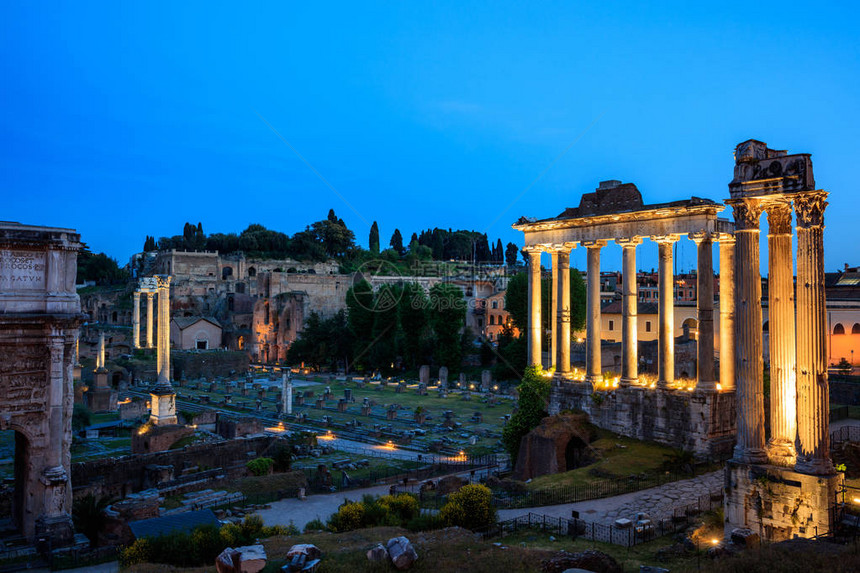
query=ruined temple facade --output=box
[0,222,85,545]
[722,140,841,541]
[515,180,737,457]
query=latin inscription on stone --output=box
[0,249,46,291]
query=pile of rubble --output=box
[366,536,419,570]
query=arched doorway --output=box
[564,436,589,471]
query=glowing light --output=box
[716,383,722,391]
[853,497,860,504]
[117,398,131,405]
[318,430,335,441]
[711,538,719,546]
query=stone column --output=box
[132,290,141,349]
[616,238,642,386]
[155,276,172,390]
[556,244,575,374]
[766,200,798,466]
[729,199,767,464]
[691,232,716,390]
[583,241,607,384]
[145,292,155,348]
[524,247,543,368]
[97,331,105,369]
[794,192,833,475]
[283,372,293,416]
[550,249,559,370]
[653,235,679,388]
[717,234,736,392]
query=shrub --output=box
[501,366,549,464]
[272,442,293,472]
[439,484,496,531]
[327,501,366,532]
[405,513,444,532]
[246,457,274,476]
[378,493,419,524]
[303,518,326,533]
[119,538,152,567]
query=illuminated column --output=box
[283,372,293,416]
[691,232,716,390]
[97,331,105,369]
[729,198,767,464]
[145,292,155,348]
[653,235,679,388]
[524,247,543,368]
[155,276,172,389]
[556,244,574,374]
[550,249,559,370]
[794,192,833,475]
[583,240,607,384]
[132,290,141,349]
[717,234,736,392]
[766,200,797,466]
[616,238,642,386]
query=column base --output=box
[620,377,637,388]
[766,439,797,467]
[35,515,75,549]
[724,460,842,542]
[795,455,835,476]
[696,379,717,392]
[733,445,768,465]
[150,391,177,426]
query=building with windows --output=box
[170,317,223,350]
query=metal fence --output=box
[483,491,723,547]
[831,424,860,448]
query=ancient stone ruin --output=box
[0,222,86,545]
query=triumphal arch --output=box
[0,222,85,545]
[514,180,738,457]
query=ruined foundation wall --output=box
[549,381,736,458]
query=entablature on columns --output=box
[615,237,643,248]
[650,233,682,244]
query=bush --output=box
[439,484,496,531]
[378,493,419,524]
[501,366,550,464]
[272,442,293,472]
[246,457,274,476]
[406,513,444,532]
[304,518,326,533]
[328,501,366,532]
[119,538,152,567]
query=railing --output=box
[831,425,860,448]
[482,491,722,547]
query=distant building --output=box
[477,290,519,342]
[170,317,222,350]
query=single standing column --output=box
[282,372,293,416]
[616,238,642,386]
[653,235,679,388]
[132,290,141,349]
[155,275,172,389]
[691,232,716,389]
[97,331,105,369]
[794,192,833,475]
[524,247,543,368]
[583,241,607,384]
[717,234,736,392]
[729,199,767,464]
[146,292,155,348]
[557,244,574,374]
[550,249,559,370]
[766,201,798,466]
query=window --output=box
[489,315,495,325]
[608,320,614,331]
[196,340,208,350]
[492,300,498,309]
[853,323,860,334]
[834,323,846,335]
[248,267,256,277]
[646,321,652,332]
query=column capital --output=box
[145,291,155,299]
[794,191,828,229]
[712,232,736,245]
[650,234,681,244]
[155,274,172,289]
[726,197,765,231]
[581,240,608,248]
[615,237,643,247]
[764,199,793,235]
[688,231,712,245]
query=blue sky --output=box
[2,1,858,274]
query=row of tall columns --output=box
[729,193,832,475]
[524,234,728,390]
[132,290,156,349]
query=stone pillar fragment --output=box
[146,292,155,348]
[583,240,607,384]
[151,275,177,425]
[766,201,797,466]
[794,192,833,475]
[132,290,141,349]
[616,238,641,386]
[691,232,716,389]
[556,244,574,374]
[717,234,736,392]
[729,199,767,464]
[550,249,559,370]
[524,247,543,368]
[652,235,679,388]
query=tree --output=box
[390,229,404,255]
[73,494,112,547]
[368,284,401,372]
[505,242,520,267]
[504,272,528,332]
[504,268,586,333]
[143,235,157,252]
[429,283,466,372]
[494,239,504,263]
[77,249,128,285]
[501,365,550,463]
[346,280,376,368]
[369,221,380,254]
[398,282,428,368]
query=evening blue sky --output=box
[2,1,858,274]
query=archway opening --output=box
[564,436,589,471]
